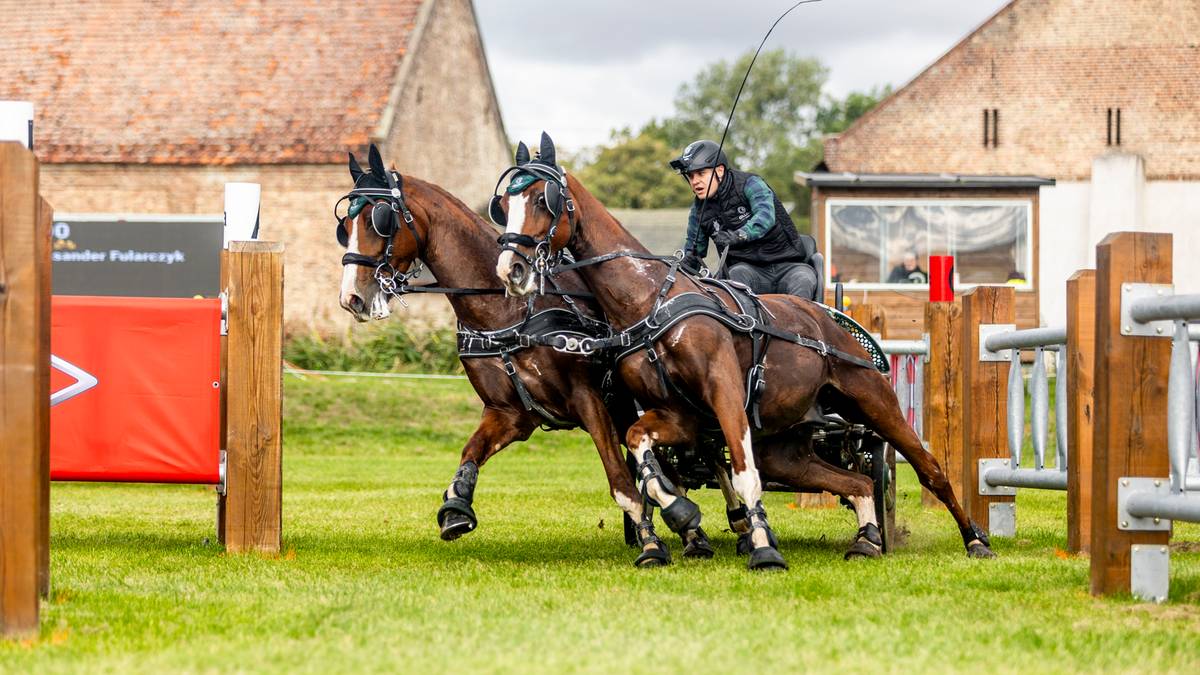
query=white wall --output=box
[1036,157,1200,326]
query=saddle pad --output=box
[822,306,890,374]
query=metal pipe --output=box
[1169,320,1196,494]
[985,326,1067,352]
[983,467,1068,491]
[878,339,928,356]
[1007,353,1025,466]
[1130,293,1200,323]
[1190,323,1200,341]
[1126,492,1200,523]
[913,356,925,440]
[1031,347,1048,470]
[1056,347,1068,471]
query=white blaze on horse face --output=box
[636,434,676,508]
[495,192,529,293]
[730,427,770,548]
[339,215,364,312]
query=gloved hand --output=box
[680,253,703,274]
[712,229,744,249]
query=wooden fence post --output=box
[1065,270,1096,553]
[1089,232,1172,596]
[922,301,962,508]
[959,286,1016,535]
[218,241,284,553]
[1,143,50,638]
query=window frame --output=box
[823,197,1036,292]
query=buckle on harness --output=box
[503,359,517,376]
[517,334,532,348]
[618,333,632,348]
[646,347,659,363]
[815,340,829,356]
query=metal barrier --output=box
[1112,288,1200,601]
[879,338,928,446]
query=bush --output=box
[284,322,463,374]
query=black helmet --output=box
[669,139,728,174]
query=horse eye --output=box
[537,194,548,208]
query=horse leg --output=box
[437,407,536,541]
[758,439,884,560]
[832,367,996,558]
[701,375,787,571]
[573,391,674,567]
[625,409,706,565]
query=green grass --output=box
[4,376,1200,673]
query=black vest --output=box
[694,169,806,266]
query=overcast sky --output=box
[475,0,1011,152]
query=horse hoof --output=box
[843,539,883,560]
[437,498,477,541]
[683,538,715,559]
[634,545,672,568]
[439,512,476,541]
[747,546,788,571]
[967,541,997,559]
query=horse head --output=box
[334,144,427,321]
[491,132,576,296]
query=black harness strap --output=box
[499,351,574,430]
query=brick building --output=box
[803,0,1200,328]
[1,0,510,331]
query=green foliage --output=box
[574,128,693,209]
[284,323,463,374]
[576,49,891,229]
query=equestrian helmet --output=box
[669,139,728,175]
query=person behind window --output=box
[669,140,816,299]
[887,251,928,284]
[1006,270,1027,286]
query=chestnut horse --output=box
[335,145,716,566]
[492,133,995,570]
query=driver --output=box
[670,140,816,299]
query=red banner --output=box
[50,296,222,484]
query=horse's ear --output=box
[348,152,365,182]
[514,141,530,166]
[367,144,387,178]
[538,132,556,167]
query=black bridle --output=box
[490,161,579,285]
[334,168,423,297]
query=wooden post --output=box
[1,143,50,638]
[922,301,962,508]
[1065,270,1096,553]
[218,241,284,553]
[798,304,887,509]
[1089,232,1172,596]
[959,286,1015,535]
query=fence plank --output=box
[1,143,50,637]
[959,286,1016,534]
[922,301,962,508]
[1089,232,1172,596]
[1066,270,1096,553]
[220,241,284,553]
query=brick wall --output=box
[38,163,456,333]
[825,0,1200,181]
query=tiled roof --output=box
[0,0,425,165]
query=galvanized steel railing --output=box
[878,338,929,452]
[979,326,1070,492]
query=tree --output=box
[574,128,692,209]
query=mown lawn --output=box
[3,375,1199,673]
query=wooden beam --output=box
[1089,232,1172,596]
[922,301,962,508]
[1065,270,1096,553]
[219,241,284,553]
[1,143,50,637]
[959,286,1015,535]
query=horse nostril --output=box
[348,294,365,313]
[508,260,528,286]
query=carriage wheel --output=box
[867,437,894,553]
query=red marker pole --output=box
[929,255,954,302]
